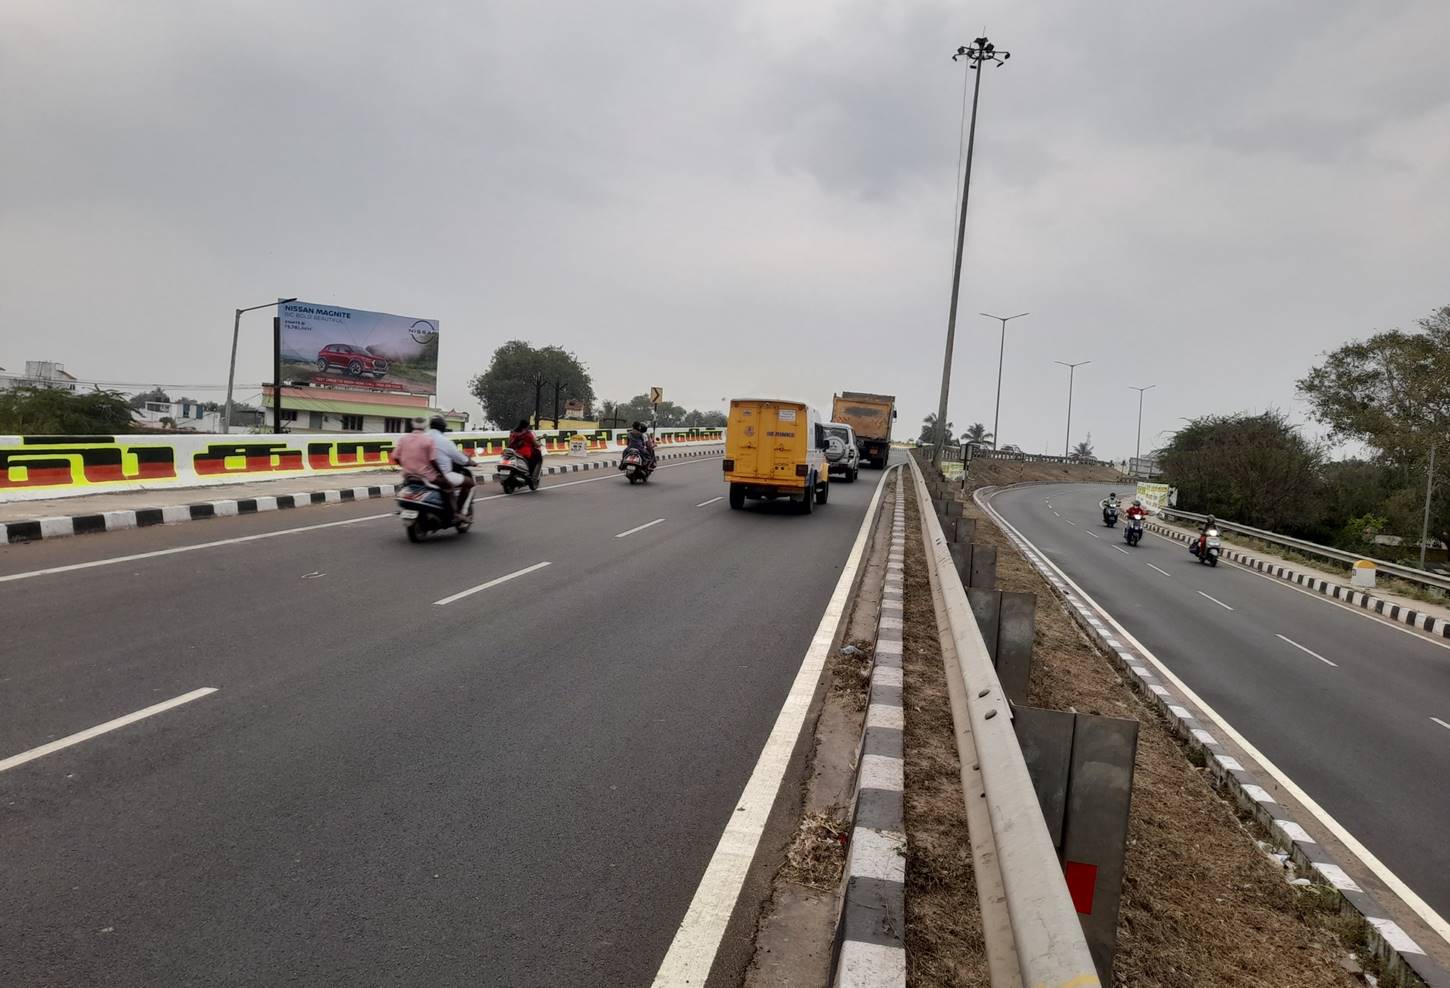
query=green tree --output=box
[1071,434,1095,459]
[962,422,993,446]
[469,341,595,429]
[128,386,169,411]
[0,386,136,434]
[919,413,953,445]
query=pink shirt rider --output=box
[391,430,441,483]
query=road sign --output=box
[649,387,663,405]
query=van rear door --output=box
[768,403,806,484]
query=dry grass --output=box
[829,639,874,713]
[779,810,851,893]
[901,485,991,987]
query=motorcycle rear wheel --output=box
[406,522,423,543]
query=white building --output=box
[0,360,80,392]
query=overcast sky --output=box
[3,0,1447,456]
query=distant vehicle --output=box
[724,398,829,514]
[823,422,860,483]
[497,448,539,494]
[316,343,388,379]
[620,446,655,484]
[1124,516,1144,547]
[1190,527,1222,566]
[831,391,896,469]
[1000,444,1023,454]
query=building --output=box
[0,360,80,392]
[261,385,468,434]
[132,398,227,433]
[1129,454,1162,479]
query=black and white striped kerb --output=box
[1145,520,1450,640]
[980,490,1449,988]
[0,447,724,546]
[833,476,907,987]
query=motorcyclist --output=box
[428,414,473,518]
[1099,491,1120,522]
[390,417,441,485]
[1192,514,1218,554]
[627,420,657,470]
[507,418,543,480]
[1124,497,1148,522]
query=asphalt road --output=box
[0,457,884,987]
[992,483,1450,925]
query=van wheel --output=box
[847,468,858,483]
[729,484,745,510]
[815,480,828,505]
[799,479,815,515]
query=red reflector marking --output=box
[1064,860,1098,914]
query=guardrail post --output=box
[969,543,997,589]
[966,588,1034,704]
[950,517,977,544]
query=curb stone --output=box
[1145,519,1450,640]
[980,486,1448,988]
[0,447,723,545]
[832,470,907,988]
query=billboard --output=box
[278,301,439,395]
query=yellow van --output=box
[724,398,830,513]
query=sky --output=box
[3,0,1448,457]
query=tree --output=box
[1071,434,1095,459]
[962,422,993,446]
[128,387,169,411]
[469,341,595,429]
[0,386,136,434]
[920,413,953,446]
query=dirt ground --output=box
[956,480,1364,987]
[955,457,1128,489]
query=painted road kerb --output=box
[978,484,1450,988]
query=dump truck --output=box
[831,391,896,468]
[724,398,830,514]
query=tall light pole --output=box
[1130,384,1156,472]
[1421,443,1437,570]
[982,311,1028,450]
[931,36,1011,466]
[224,298,296,434]
[1055,360,1090,456]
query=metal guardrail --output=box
[1161,507,1450,595]
[906,456,1101,987]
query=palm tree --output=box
[1071,433,1095,460]
[920,412,954,446]
[962,422,993,446]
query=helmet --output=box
[1109,492,1117,498]
[428,414,447,432]
[1132,498,1142,506]
[409,416,428,431]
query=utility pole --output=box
[1130,385,1156,473]
[1422,443,1437,570]
[1055,360,1090,456]
[932,37,1011,467]
[223,297,295,434]
[982,311,1028,449]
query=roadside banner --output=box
[279,301,439,395]
[1135,482,1174,513]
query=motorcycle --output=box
[1123,515,1144,547]
[498,448,540,494]
[1102,504,1119,528]
[396,467,475,542]
[1189,528,1222,566]
[620,446,655,484]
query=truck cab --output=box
[723,398,830,514]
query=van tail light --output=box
[795,464,809,477]
[722,459,734,471]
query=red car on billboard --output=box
[316,343,388,379]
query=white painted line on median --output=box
[0,688,217,773]
[434,561,552,606]
[615,518,666,539]
[650,466,894,986]
[1275,634,1338,667]
[1432,717,1450,731]
[1147,563,1172,578]
[696,496,724,507]
[1197,590,1235,611]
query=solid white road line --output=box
[985,495,1450,948]
[1197,590,1235,611]
[433,561,552,606]
[1066,519,1077,526]
[1147,563,1172,578]
[1087,532,1099,539]
[1114,546,1130,555]
[1432,717,1450,731]
[650,466,894,986]
[1275,634,1338,667]
[615,518,666,539]
[0,688,218,774]
[696,496,724,507]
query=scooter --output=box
[620,447,655,484]
[1123,516,1144,547]
[498,449,540,494]
[1189,528,1222,566]
[396,467,475,542]
[1103,504,1119,528]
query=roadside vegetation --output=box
[0,385,134,434]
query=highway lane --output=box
[0,457,885,987]
[992,483,1450,928]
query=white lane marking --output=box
[0,688,217,773]
[1276,634,1338,668]
[1065,519,1077,526]
[651,466,894,985]
[1053,510,1060,517]
[433,561,552,606]
[696,496,724,507]
[615,518,666,539]
[1114,546,1129,555]
[1087,532,1099,539]
[1147,563,1172,578]
[1432,717,1450,731]
[984,494,1450,947]
[1197,590,1235,611]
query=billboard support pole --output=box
[273,315,283,434]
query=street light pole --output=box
[1421,443,1437,570]
[1055,360,1090,456]
[1130,384,1156,471]
[982,311,1028,450]
[932,37,1011,467]
[223,297,296,434]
